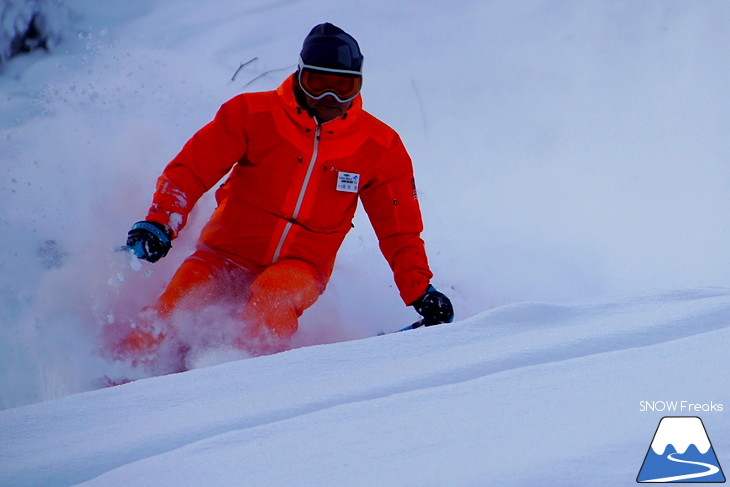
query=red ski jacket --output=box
[146,74,432,305]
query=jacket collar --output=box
[276,73,363,130]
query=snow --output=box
[2,290,730,486]
[0,0,70,64]
[1,0,729,485]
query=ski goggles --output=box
[297,57,363,103]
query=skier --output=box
[118,22,454,367]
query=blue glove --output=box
[125,221,171,263]
[411,285,454,326]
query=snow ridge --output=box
[1,290,729,487]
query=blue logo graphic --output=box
[637,416,725,483]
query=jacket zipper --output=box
[272,124,321,263]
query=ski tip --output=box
[97,375,134,388]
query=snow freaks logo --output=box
[637,416,726,483]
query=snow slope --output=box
[2,289,730,486]
[1,0,730,484]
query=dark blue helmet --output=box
[299,23,363,75]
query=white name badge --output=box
[336,171,360,193]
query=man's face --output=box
[297,67,361,123]
[303,93,351,123]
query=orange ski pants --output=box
[124,250,321,353]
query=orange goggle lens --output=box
[299,69,362,103]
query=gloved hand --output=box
[125,221,172,263]
[411,284,454,326]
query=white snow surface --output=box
[1,0,729,485]
[2,290,730,486]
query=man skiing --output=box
[119,22,453,367]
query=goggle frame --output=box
[297,57,363,103]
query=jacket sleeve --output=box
[145,95,249,236]
[359,133,433,305]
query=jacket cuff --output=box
[403,281,431,307]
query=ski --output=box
[395,319,426,333]
[97,375,134,388]
[379,318,451,335]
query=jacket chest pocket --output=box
[294,164,360,232]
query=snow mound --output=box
[1,290,729,487]
[0,0,71,64]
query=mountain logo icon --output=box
[637,416,726,483]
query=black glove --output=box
[411,284,454,326]
[125,221,172,263]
